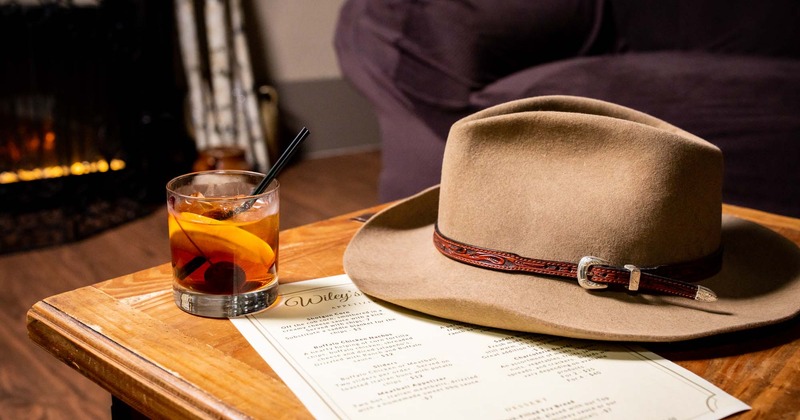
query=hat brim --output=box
[343,186,800,342]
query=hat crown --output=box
[438,96,723,267]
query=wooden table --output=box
[27,204,800,419]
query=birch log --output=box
[202,82,221,148]
[204,0,234,148]
[230,0,270,171]
[174,0,208,150]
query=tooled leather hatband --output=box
[433,224,720,301]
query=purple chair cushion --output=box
[335,0,800,217]
[472,52,800,215]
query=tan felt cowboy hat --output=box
[343,96,800,342]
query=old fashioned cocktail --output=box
[167,170,279,317]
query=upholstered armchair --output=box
[335,0,800,217]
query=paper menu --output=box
[231,275,749,419]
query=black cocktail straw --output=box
[253,126,310,195]
[225,126,310,218]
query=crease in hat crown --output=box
[436,95,723,271]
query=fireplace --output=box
[0,0,196,253]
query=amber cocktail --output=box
[167,170,279,317]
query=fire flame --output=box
[0,158,126,184]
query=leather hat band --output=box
[433,224,720,301]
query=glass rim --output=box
[166,170,279,200]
